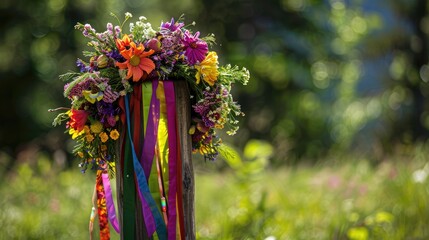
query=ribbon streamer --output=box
[141,81,160,179]
[102,172,120,233]
[96,170,110,240]
[124,92,167,239]
[164,81,178,239]
[115,80,186,239]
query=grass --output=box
[1,145,429,239]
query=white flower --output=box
[413,170,427,183]
[264,236,276,240]
[125,12,133,18]
[412,163,429,183]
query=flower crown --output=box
[52,13,249,172]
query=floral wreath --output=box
[52,13,249,172]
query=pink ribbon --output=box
[101,172,120,233]
[164,81,178,239]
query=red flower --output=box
[69,109,89,132]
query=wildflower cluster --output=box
[52,13,249,170]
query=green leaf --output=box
[58,71,80,82]
[243,139,273,161]
[218,144,242,169]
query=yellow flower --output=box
[86,134,94,142]
[109,129,120,140]
[195,51,219,86]
[77,152,84,158]
[69,128,84,139]
[99,132,109,143]
[199,144,216,155]
[90,121,103,133]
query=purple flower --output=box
[82,24,95,37]
[96,101,115,122]
[76,59,90,72]
[161,18,184,32]
[106,23,113,34]
[106,50,125,62]
[114,26,121,37]
[182,30,208,65]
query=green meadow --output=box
[2,143,429,240]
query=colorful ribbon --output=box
[164,81,178,239]
[96,170,110,240]
[125,92,167,239]
[141,81,160,179]
[102,172,120,233]
[111,80,186,239]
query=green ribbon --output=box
[123,129,136,240]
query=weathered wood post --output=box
[175,80,196,240]
[115,80,195,240]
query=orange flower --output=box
[115,34,132,52]
[109,129,120,140]
[99,132,109,143]
[86,134,94,142]
[115,35,155,82]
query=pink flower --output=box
[182,31,208,65]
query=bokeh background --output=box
[2,0,429,239]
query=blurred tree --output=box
[198,0,429,163]
[197,0,333,162]
[1,0,429,166]
[0,0,83,160]
[378,0,429,146]
[196,0,383,162]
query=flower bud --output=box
[188,125,196,135]
[147,38,161,52]
[97,55,109,68]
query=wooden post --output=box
[115,80,195,240]
[175,80,196,240]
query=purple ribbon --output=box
[137,184,156,236]
[164,81,178,239]
[141,80,160,179]
[139,80,160,236]
[101,172,120,233]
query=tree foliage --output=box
[1,0,429,164]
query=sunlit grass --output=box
[1,147,429,239]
